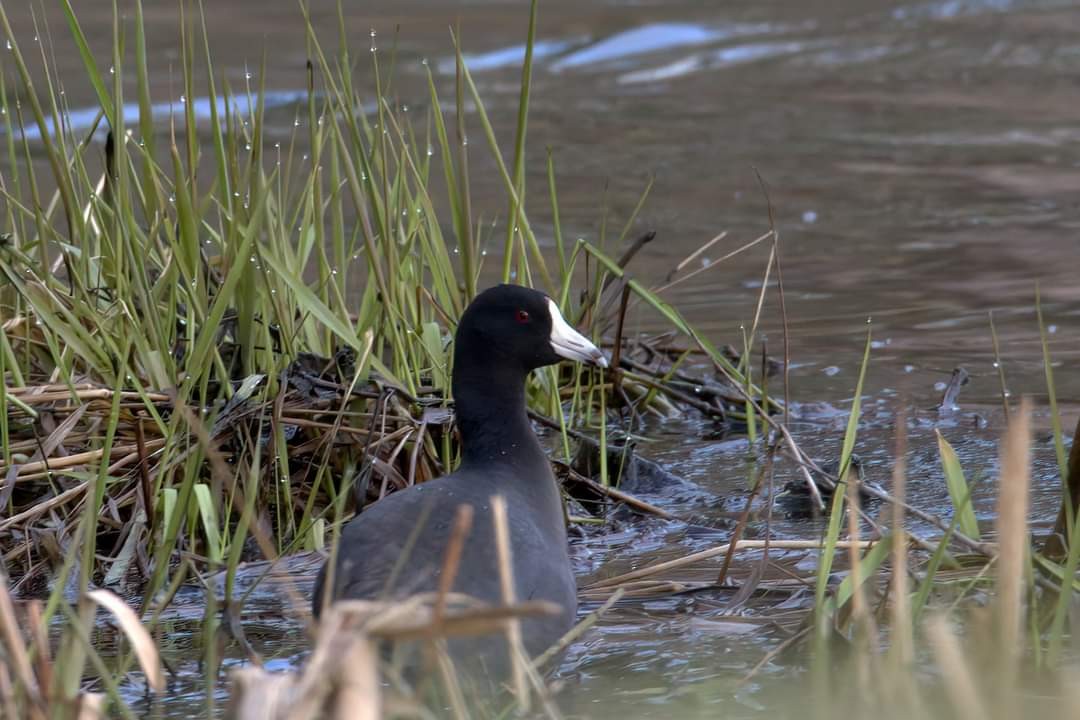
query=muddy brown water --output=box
[7,0,1080,716]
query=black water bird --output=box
[313,284,607,685]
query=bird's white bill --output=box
[547,298,608,367]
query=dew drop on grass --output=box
[245,143,252,151]
[109,66,115,75]
[5,40,11,51]
[180,95,186,104]
[331,268,339,275]
[426,145,433,156]
[245,70,253,81]
[992,361,1000,368]
[421,57,428,66]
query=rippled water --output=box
[8,0,1080,715]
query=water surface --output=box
[7,0,1080,715]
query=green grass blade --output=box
[936,430,981,541]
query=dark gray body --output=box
[313,454,577,670]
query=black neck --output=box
[452,341,544,470]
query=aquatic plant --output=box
[0,0,775,716]
[1,1,1078,719]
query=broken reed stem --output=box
[491,495,529,711]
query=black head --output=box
[455,284,607,373]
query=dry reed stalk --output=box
[434,647,469,720]
[6,383,97,394]
[845,472,874,701]
[654,230,771,294]
[0,659,18,720]
[0,482,90,531]
[433,505,474,622]
[532,587,625,671]
[227,666,294,719]
[994,397,1031,711]
[927,614,988,720]
[330,637,380,720]
[25,602,52,700]
[780,424,825,513]
[74,693,105,720]
[7,388,169,405]
[556,463,673,519]
[0,439,166,477]
[369,600,562,641]
[586,539,877,590]
[0,572,44,720]
[887,414,916,708]
[228,606,382,720]
[491,495,529,709]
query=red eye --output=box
[516,309,530,323]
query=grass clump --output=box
[0,1,771,716]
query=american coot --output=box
[313,284,607,684]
